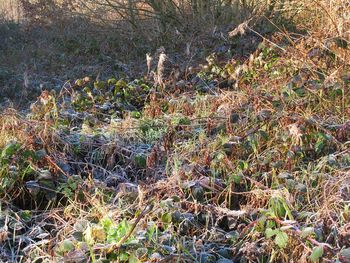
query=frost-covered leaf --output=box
[310,246,323,262]
[301,227,315,238]
[265,228,278,238]
[274,231,288,248]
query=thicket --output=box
[0,0,349,262]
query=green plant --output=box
[57,177,80,199]
[265,227,289,249]
[0,142,37,196]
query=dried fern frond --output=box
[229,20,250,38]
[146,53,153,76]
[156,52,167,87]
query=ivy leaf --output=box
[274,231,288,248]
[310,246,323,262]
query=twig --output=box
[247,26,287,52]
[69,161,129,182]
[45,156,72,179]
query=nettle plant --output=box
[56,213,165,262]
[0,141,36,196]
[0,140,65,205]
[71,77,151,117]
[253,193,326,262]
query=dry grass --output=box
[0,0,21,21]
[0,0,349,262]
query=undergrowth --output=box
[0,0,349,262]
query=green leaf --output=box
[59,240,75,253]
[1,142,20,160]
[19,210,32,222]
[255,216,266,232]
[134,154,147,168]
[269,197,286,218]
[178,117,191,125]
[84,226,94,245]
[171,195,181,202]
[94,80,105,89]
[129,253,139,263]
[130,111,141,119]
[146,222,157,240]
[310,246,323,262]
[265,228,278,238]
[75,79,84,87]
[100,216,114,231]
[315,140,325,153]
[266,219,276,229]
[301,227,315,238]
[108,78,117,85]
[274,231,288,248]
[238,160,249,170]
[118,252,130,261]
[161,212,172,224]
